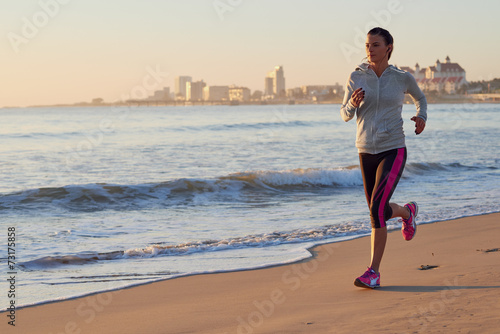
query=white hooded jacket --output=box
[340,63,427,154]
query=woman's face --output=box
[365,34,391,63]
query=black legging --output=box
[359,147,407,228]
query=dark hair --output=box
[368,27,394,60]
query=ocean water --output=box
[1,103,499,309]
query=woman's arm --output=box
[405,72,427,134]
[340,76,363,122]
[405,72,427,122]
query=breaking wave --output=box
[0,167,362,212]
[0,162,490,213]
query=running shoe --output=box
[354,267,380,288]
[401,201,418,241]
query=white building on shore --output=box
[203,86,229,101]
[186,80,206,101]
[400,56,466,94]
[229,86,251,102]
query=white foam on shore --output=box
[6,210,499,312]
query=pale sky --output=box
[1,0,499,107]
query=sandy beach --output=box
[3,213,499,334]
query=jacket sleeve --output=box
[340,74,358,122]
[405,72,427,122]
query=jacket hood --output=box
[356,63,400,73]
[356,63,371,71]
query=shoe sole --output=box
[410,202,418,239]
[354,278,379,289]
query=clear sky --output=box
[1,0,499,107]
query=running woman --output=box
[340,27,427,288]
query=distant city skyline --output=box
[1,0,499,107]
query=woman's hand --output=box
[350,88,365,108]
[411,116,426,135]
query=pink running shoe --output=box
[401,201,418,241]
[354,267,380,288]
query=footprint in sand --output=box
[419,265,439,270]
[476,248,500,253]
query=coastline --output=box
[2,98,499,109]
[3,212,499,333]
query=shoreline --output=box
[3,212,500,333]
[4,211,497,312]
[2,99,499,109]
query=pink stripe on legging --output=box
[378,148,405,227]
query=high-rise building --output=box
[186,80,206,101]
[174,76,192,99]
[274,66,285,96]
[265,66,286,97]
[264,77,274,96]
[203,86,229,101]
